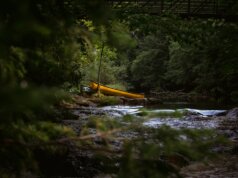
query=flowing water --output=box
[84,103,227,129]
[69,101,231,131]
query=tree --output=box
[0,0,114,176]
[130,32,169,91]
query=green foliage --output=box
[81,20,135,87]
[165,19,238,99]
[0,86,75,176]
[0,0,128,176]
[130,32,169,91]
[95,95,122,106]
[138,108,185,118]
[82,44,119,84]
[107,21,137,50]
[119,12,238,102]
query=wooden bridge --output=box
[107,0,237,19]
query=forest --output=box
[1,0,238,178]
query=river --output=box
[99,104,227,129]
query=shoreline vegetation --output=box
[67,88,236,108]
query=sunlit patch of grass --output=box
[137,108,150,116]
[152,110,185,118]
[138,108,186,118]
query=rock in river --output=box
[226,107,238,120]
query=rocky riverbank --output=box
[50,95,238,178]
[180,108,238,178]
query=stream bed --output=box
[59,104,238,178]
[72,104,227,130]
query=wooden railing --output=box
[107,0,237,18]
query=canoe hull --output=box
[90,82,145,99]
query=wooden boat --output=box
[90,82,145,99]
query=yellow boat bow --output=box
[90,82,145,99]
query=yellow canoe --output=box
[90,82,145,99]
